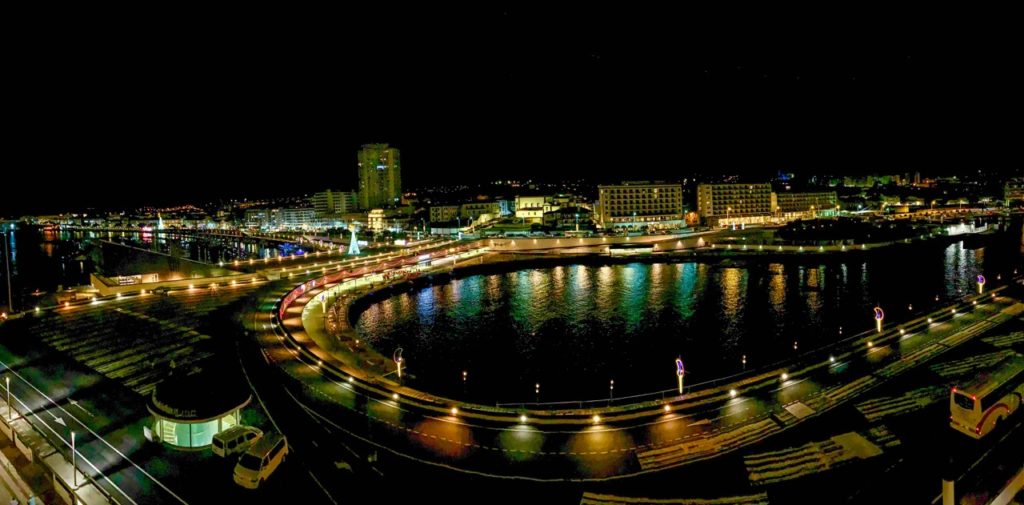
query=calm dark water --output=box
[0,226,291,310]
[356,230,1024,404]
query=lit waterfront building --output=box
[598,182,684,229]
[775,191,839,219]
[357,144,402,210]
[697,183,775,227]
[313,189,358,217]
[244,208,274,228]
[276,208,316,229]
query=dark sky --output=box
[5,7,1020,215]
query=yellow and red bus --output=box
[950,355,1024,439]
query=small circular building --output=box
[147,369,252,449]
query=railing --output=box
[0,378,118,504]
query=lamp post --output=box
[5,376,9,421]
[71,431,77,487]
[874,306,884,333]
[976,274,986,294]
[609,379,614,400]
[393,348,404,381]
[675,358,685,395]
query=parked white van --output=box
[233,432,288,489]
[212,426,263,458]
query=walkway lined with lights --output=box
[256,253,1024,479]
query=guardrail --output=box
[0,381,117,505]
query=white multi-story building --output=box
[598,182,683,229]
[697,183,775,227]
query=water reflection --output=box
[358,238,1023,404]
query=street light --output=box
[675,357,685,395]
[5,375,9,421]
[71,431,77,487]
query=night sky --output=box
[5,7,1019,215]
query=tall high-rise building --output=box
[358,144,402,210]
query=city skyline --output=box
[6,8,1020,216]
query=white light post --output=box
[5,375,9,421]
[393,348,404,381]
[675,358,685,395]
[71,431,77,487]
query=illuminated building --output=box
[514,195,558,224]
[775,191,838,219]
[697,183,774,227]
[598,182,683,229]
[276,208,316,229]
[429,205,460,224]
[1005,178,1024,206]
[148,370,251,449]
[367,209,387,231]
[358,144,402,209]
[460,201,501,221]
[313,190,358,217]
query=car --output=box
[153,287,170,296]
[233,432,288,489]
[212,426,263,458]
